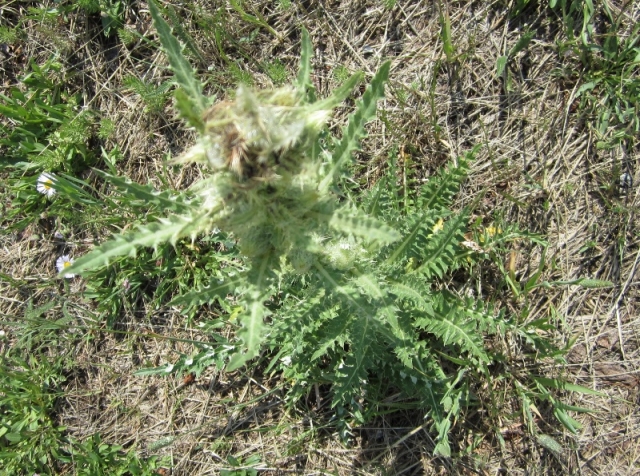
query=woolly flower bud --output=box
[324,240,358,270]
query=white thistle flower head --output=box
[36,173,57,198]
[56,255,75,278]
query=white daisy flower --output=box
[56,255,75,278]
[36,172,57,198]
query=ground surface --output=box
[1,0,639,474]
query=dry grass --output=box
[1,0,639,474]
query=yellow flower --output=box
[486,226,502,237]
[433,218,444,233]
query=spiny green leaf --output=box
[388,281,433,312]
[296,27,315,100]
[418,154,471,210]
[148,0,206,128]
[413,211,467,278]
[417,297,490,364]
[385,211,438,265]
[227,297,269,371]
[62,214,203,276]
[309,72,363,112]
[170,275,245,308]
[311,313,351,361]
[93,169,193,214]
[320,61,391,191]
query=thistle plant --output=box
[64,3,592,454]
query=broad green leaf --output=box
[554,407,581,433]
[533,377,605,396]
[147,436,177,451]
[575,278,614,288]
[496,55,508,77]
[440,10,455,61]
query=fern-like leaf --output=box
[413,211,468,278]
[388,280,434,313]
[331,313,374,407]
[311,311,351,361]
[416,295,490,364]
[418,151,473,210]
[385,211,440,265]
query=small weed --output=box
[264,59,288,85]
[122,75,173,114]
[332,64,351,84]
[228,61,255,87]
[0,56,95,172]
[553,1,640,149]
[98,118,116,140]
[221,454,261,476]
[0,26,20,44]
